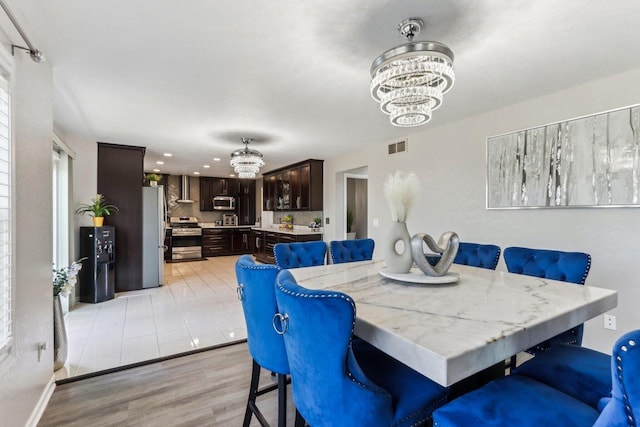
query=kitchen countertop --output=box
[199,223,254,229]
[251,226,324,236]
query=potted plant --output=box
[75,194,119,227]
[145,173,162,187]
[346,209,356,239]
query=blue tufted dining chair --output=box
[329,238,375,264]
[513,343,612,410]
[274,270,448,427]
[432,329,640,427]
[453,242,501,270]
[273,241,327,269]
[504,246,591,353]
[235,255,291,427]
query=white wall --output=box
[323,67,640,354]
[0,41,55,426]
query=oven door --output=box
[172,246,202,260]
[171,228,202,259]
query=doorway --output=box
[344,172,368,240]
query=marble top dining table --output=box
[288,260,618,387]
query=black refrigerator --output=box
[79,226,116,303]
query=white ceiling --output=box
[10,0,640,177]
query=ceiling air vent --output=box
[388,139,407,155]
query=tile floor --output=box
[55,256,246,381]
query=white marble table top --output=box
[289,260,618,387]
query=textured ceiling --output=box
[10,0,640,176]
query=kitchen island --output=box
[251,226,323,264]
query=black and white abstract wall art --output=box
[487,104,640,208]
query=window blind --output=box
[0,72,12,360]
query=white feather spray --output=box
[383,171,421,222]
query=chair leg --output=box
[294,409,306,427]
[243,360,262,427]
[277,374,287,427]
[510,355,517,371]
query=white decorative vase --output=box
[53,296,68,371]
[384,222,413,273]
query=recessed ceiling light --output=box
[194,171,200,175]
[203,165,210,168]
[156,161,164,165]
[213,158,221,161]
[163,153,172,157]
[153,169,161,173]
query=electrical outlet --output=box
[604,314,616,330]
[372,218,379,227]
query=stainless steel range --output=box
[169,216,202,260]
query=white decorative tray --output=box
[379,267,459,284]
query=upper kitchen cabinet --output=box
[199,177,215,211]
[237,180,256,225]
[264,174,277,211]
[262,159,323,211]
[200,176,255,218]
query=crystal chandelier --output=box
[230,138,264,179]
[370,18,455,127]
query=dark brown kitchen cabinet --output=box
[253,230,322,264]
[214,177,238,196]
[252,230,264,258]
[202,228,230,257]
[164,229,172,261]
[231,227,253,254]
[97,142,145,293]
[264,174,277,211]
[199,177,215,211]
[237,180,256,225]
[262,159,323,211]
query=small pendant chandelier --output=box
[370,18,455,127]
[230,138,264,179]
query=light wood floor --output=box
[39,342,296,427]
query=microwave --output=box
[213,195,235,210]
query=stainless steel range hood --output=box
[177,175,194,203]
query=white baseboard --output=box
[25,374,56,427]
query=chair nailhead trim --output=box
[276,280,395,397]
[615,337,637,427]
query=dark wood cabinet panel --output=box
[237,180,256,225]
[263,174,277,211]
[200,177,215,211]
[262,159,323,211]
[231,227,253,254]
[203,227,255,257]
[202,228,230,257]
[97,142,145,292]
[253,230,322,264]
[164,229,172,261]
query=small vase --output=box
[150,181,158,187]
[53,296,68,371]
[93,216,104,227]
[384,221,413,273]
